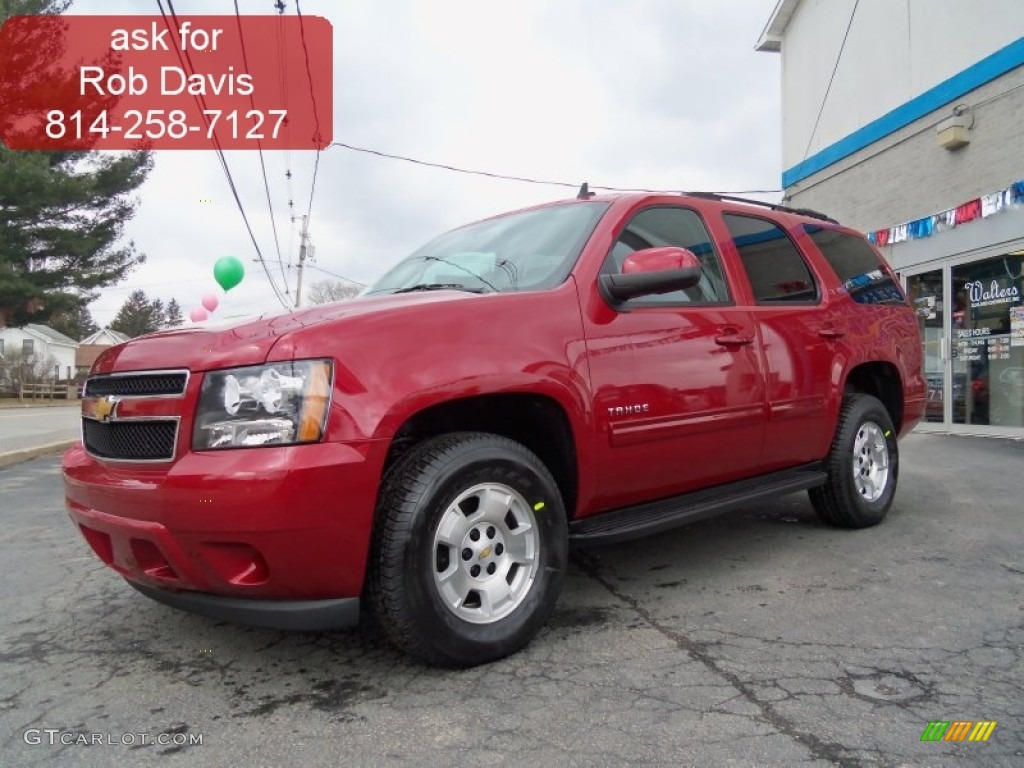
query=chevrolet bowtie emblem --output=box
[88,396,118,422]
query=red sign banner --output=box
[0,14,332,150]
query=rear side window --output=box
[723,214,818,303]
[803,225,906,305]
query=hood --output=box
[89,291,478,375]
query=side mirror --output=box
[599,246,702,304]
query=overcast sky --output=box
[64,0,783,327]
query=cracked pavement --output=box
[0,433,1021,766]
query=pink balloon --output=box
[189,307,210,322]
[201,293,219,312]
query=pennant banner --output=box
[868,179,1024,246]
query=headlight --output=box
[193,360,333,450]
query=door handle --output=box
[715,333,754,346]
[818,326,845,339]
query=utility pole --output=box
[295,214,309,308]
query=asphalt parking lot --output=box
[0,433,1021,767]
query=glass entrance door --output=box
[951,253,1024,428]
[905,252,1024,431]
[906,270,946,424]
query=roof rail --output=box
[683,191,838,224]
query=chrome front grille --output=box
[84,371,188,397]
[83,420,179,461]
[82,370,188,462]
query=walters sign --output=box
[966,279,1021,308]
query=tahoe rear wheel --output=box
[809,393,899,528]
[367,432,568,667]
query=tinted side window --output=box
[723,214,818,303]
[803,225,906,305]
[602,207,730,305]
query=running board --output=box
[569,464,827,545]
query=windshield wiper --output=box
[422,256,500,292]
[393,283,486,294]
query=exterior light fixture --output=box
[936,104,974,151]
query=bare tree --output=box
[0,348,60,389]
[307,280,362,305]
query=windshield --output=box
[365,201,610,295]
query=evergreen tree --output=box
[0,0,153,328]
[109,290,162,338]
[49,302,98,341]
[164,298,184,327]
[151,298,164,327]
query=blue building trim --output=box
[783,36,1024,188]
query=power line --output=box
[234,0,290,298]
[796,0,860,174]
[90,265,292,309]
[274,3,297,270]
[291,0,325,309]
[159,0,290,309]
[273,2,299,282]
[325,140,781,195]
[156,0,292,311]
[295,0,324,249]
[303,266,368,286]
[305,151,321,224]
[294,0,323,149]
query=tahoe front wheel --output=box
[367,432,568,667]
[809,393,899,528]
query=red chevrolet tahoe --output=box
[63,192,925,667]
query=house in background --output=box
[76,328,130,377]
[0,324,80,383]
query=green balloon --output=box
[213,256,245,292]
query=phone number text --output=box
[45,109,288,141]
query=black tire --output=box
[809,393,899,529]
[366,432,568,667]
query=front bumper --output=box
[130,582,359,630]
[63,438,388,613]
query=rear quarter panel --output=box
[790,224,926,437]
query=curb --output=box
[0,402,80,410]
[0,440,77,470]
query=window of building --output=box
[22,339,34,354]
[0,338,4,356]
[906,271,945,423]
[724,214,818,303]
[602,206,731,305]
[951,253,1024,428]
[803,224,905,305]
